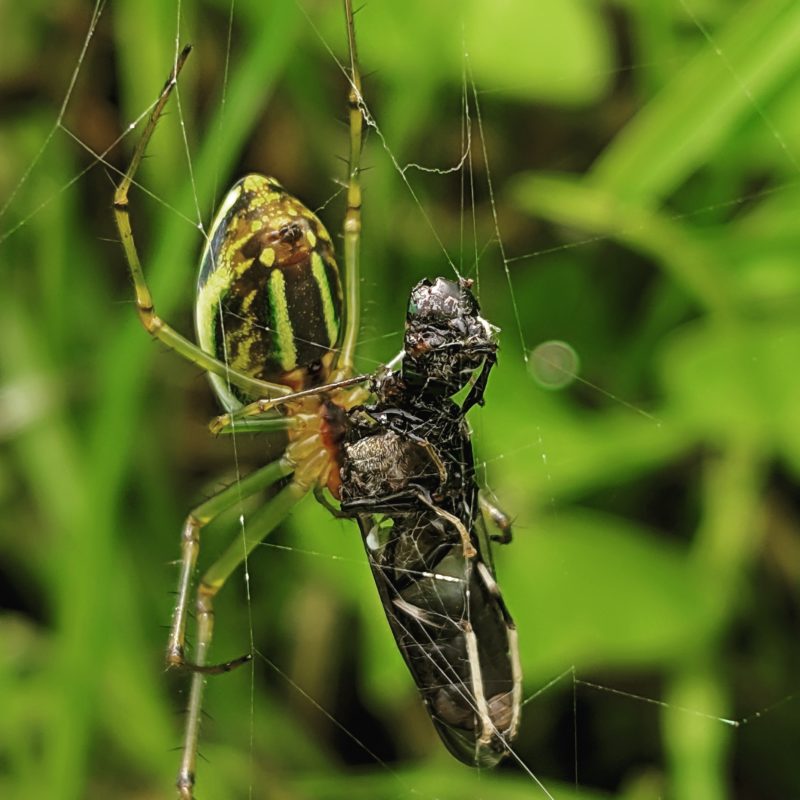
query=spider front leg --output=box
[209,372,374,435]
[112,45,291,403]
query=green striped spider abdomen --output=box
[196,174,343,408]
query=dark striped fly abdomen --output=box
[195,174,343,408]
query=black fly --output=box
[336,277,522,766]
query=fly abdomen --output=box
[361,515,521,767]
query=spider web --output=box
[1,1,798,799]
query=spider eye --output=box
[279,221,304,243]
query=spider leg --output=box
[166,456,294,670]
[176,468,308,800]
[314,486,349,518]
[212,414,298,436]
[112,45,290,401]
[209,373,373,434]
[335,0,365,378]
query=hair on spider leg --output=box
[168,697,216,723]
[100,165,124,195]
[330,165,372,195]
[162,44,193,88]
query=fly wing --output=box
[357,510,520,767]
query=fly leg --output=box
[341,487,477,559]
[478,490,513,544]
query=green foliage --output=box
[1,1,798,799]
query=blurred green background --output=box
[2,0,799,798]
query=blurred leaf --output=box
[500,509,708,679]
[462,0,612,103]
[509,171,735,315]
[298,767,609,800]
[659,318,800,468]
[482,356,688,503]
[591,0,800,204]
[324,0,611,103]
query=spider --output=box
[113,1,517,795]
